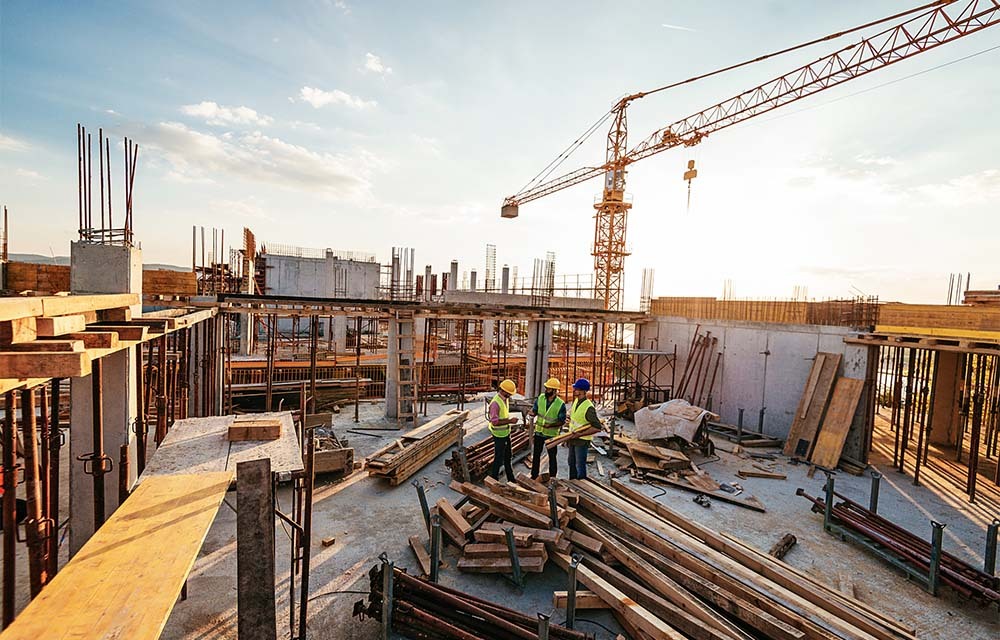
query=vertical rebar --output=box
[928,521,946,596]
[869,471,882,514]
[566,554,580,629]
[430,514,442,583]
[504,526,523,587]
[985,518,999,577]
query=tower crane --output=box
[502,0,1000,325]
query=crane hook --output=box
[683,160,698,213]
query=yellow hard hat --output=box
[499,379,517,394]
[543,377,561,390]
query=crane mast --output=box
[503,0,1000,326]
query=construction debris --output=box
[364,409,468,485]
[768,533,797,560]
[561,478,918,640]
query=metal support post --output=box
[823,476,835,532]
[412,480,431,536]
[380,555,394,640]
[566,554,581,630]
[869,471,882,514]
[928,521,946,596]
[985,518,999,577]
[504,526,523,588]
[429,514,442,583]
[737,408,744,442]
[458,447,471,483]
[758,407,766,433]
[548,483,559,528]
[537,612,550,640]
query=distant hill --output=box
[8,253,189,272]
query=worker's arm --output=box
[557,403,567,426]
[584,406,603,430]
[527,398,539,417]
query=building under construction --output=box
[1,2,999,640]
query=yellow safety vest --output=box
[569,398,595,441]
[534,395,565,438]
[488,394,510,438]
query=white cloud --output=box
[411,134,441,157]
[915,169,1000,206]
[0,134,28,152]
[296,86,376,110]
[363,53,392,76]
[332,0,350,15]
[15,168,44,180]
[209,196,273,221]
[132,120,378,199]
[662,23,696,32]
[180,101,274,127]
[855,154,899,167]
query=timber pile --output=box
[444,427,530,482]
[557,477,918,640]
[365,409,468,485]
[354,563,593,640]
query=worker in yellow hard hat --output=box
[527,377,566,480]
[488,379,520,481]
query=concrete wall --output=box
[639,317,870,450]
[265,254,380,299]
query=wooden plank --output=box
[237,459,277,640]
[552,590,610,610]
[809,377,865,469]
[783,352,841,458]
[545,425,600,449]
[457,555,546,573]
[0,318,37,344]
[0,351,91,378]
[472,529,532,547]
[462,542,548,558]
[737,469,787,480]
[408,535,433,576]
[435,497,473,538]
[563,529,603,555]
[228,417,282,442]
[0,472,232,640]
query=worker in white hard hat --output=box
[527,377,566,480]
[488,379,520,481]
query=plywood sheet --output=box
[784,352,841,458]
[810,377,865,469]
[0,472,232,640]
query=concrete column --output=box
[385,316,415,419]
[68,242,141,555]
[930,351,962,445]
[525,321,553,399]
[501,266,510,295]
[238,313,253,356]
[469,270,478,291]
[424,265,432,301]
[333,315,348,352]
[447,320,456,342]
[450,261,458,292]
[482,319,495,355]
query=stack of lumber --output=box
[963,290,1000,306]
[616,436,691,473]
[557,477,917,640]
[142,269,197,296]
[452,478,575,529]
[364,409,468,485]
[784,353,866,471]
[354,563,592,640]
[445,427,530,481]
[3,261,70,293]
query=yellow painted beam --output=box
[0,472,233,640]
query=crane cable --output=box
[514,0,956,197]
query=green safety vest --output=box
[488,394,511,438]
[569,398,596,441]
[534,395,565,438]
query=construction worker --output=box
[566,378,602,480]
[488,378,520,481]
[528,377,566,480]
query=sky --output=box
[1,0,999,309]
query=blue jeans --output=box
[567,441,590,479]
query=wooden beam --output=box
[90,325,149,341]
[0,318,37,344]
[435,497,473,538]
[0,298,43,322]
[40,294,138,318]
[55,332,120,349]
[408,535,432,576]
[97,307,132,323]
[0,352,91,378]
[552,590,610,609]
[35,315,87,337]
[4,340,84,353]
